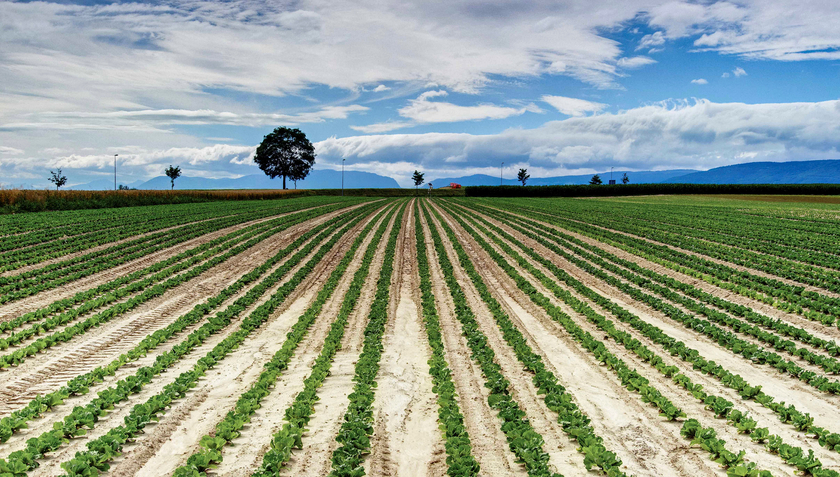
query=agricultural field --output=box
[0,194,839,477]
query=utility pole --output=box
[341,158,345,196]
[500,161,504,186]
[114,154,118,191]
[611,166,614,183]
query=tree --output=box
[253,127,315,189]
[517,168,530,186]
[412,170,425,195]
[48,169,68,190]
[164,165,181,190]
[622,172,629,184]
[589,174,602,185]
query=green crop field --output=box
[0,194,838,477]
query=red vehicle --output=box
[449,182,461,189]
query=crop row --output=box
[0,204,338,352]
[0,204,353,369]
[176,201,398,476]
[328,202,406,476]
[485,199,840,328]
[425,202,629,476]
[0,202,379,449]
[0,199,359,302]
[447,200,840,476]
[411,201,480,477]
[435,201,775,476]
[1,201,380,476]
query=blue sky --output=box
[1,1,840,188]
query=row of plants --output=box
[0,202,380,476]
[435,202,775,476]
[0,205,334,350]
[0,199,309,272]
[0,199,355,300]
[0,204,351,369]
[410,201,480,477]
[175,202,398,476]
[487,199,840,329]
[425,202,626,476]
[471,203,840,362]
[462,202,840,379]
[0,205,314,336]
[449,202,840,474]
[420,203,564,477]
[0,203,380,447]
[328,204,407,476]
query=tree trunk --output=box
[283,175,287,190]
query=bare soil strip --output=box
[458,204,840,473]
[0,207,375,463]
[365,201,445,477]
[277,207,400,477]
[25,205,383,477]
[0,210,347,412]
[0,203,366,326]
[174,204,394,477]
[431,202,717,477]
[498,207,840,346]
[419,208,527,476]
[454,205,824,476]
[563,215,840,300]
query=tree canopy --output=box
[254,127,316,189]
[622,172,629,184]
[517,168,530,186]
[589,174,602,185]
[412,170,425,195]
[164,165,181,190]
[48,169,67,190]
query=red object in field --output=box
[449,183,461,189]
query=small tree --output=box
[48,169,68,190]
[412,170,425,196]
[622,172,629,184]
[517,168,530,186]
[254,127,316,189]
[164,165,181,190]
[589,174,602,185]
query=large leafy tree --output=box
[254,127,316,189]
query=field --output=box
[0,194,839,477]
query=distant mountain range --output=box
[661,160,840,184]
[429,169,695,187]
[66,159,840,190]
[70,169,399,190]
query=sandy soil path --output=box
[24,205,383,476]
[365,201,446,476]
[419,207,527,477]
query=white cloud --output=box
[0,147,24,155]
[733,67,747,77]
[722,72,730,78]
[617,56,657,68]
[398,91,529,123]
[373,85,390,92]
[637,31,665,50]
[691,78,708,84]
[541,96,607,116]
[350,122,415,133]
[316,98,840,185]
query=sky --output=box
[1,0,840,188]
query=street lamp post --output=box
[114,154,118,191]
[611,166,614,183]
[500,162,504,186]
[342,158,345,196]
